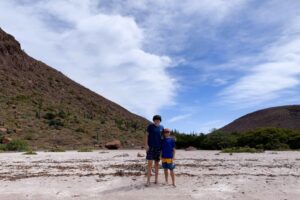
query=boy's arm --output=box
[172,139,176,160]
[144,131,149,151]
[173,148,176,160]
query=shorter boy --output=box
[161,128,176,186]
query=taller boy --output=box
[145,115,164,186]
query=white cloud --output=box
[198,120,226,133]
[220,17,300,107]
[98,0,247,54]
[0,0,176,118]
[168,114,191,123]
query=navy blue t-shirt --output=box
[147,123,163,149]
[161,137,175,158]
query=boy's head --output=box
[163,128,171,137]
[152,115,162,126]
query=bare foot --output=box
[172,184,176,187]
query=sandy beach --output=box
[0,150,299,200]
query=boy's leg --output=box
[154,161,159,184]
[164,169,168,184]
[146,160,153,185]
[170,169,175,186]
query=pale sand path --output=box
[0,150,299,200]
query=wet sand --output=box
[0,150,299,200]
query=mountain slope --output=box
[220,105,300,133]
[0,28,149,149]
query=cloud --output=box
[194,120,226,133]
[167,114,191,123]
[0,0,176,118]
[220,17,300,107]
[98,0,247,54]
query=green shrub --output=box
[0,144,7,151]
[48,118,64,128]
[6,139,28,151]
[58,110,67,119]
[172,128,300,150]
[23,149,37,155]
[78,147,93,152]
[221,147,264,153]
[288,135,300,149]
[43,112,56,120]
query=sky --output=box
[1,0,300,133]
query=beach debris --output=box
[114,153,129,157]
[137,152,145,157]
[185,146,197,151]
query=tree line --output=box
[172,128,300,150]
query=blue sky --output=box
[1,0,300,133]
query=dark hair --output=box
[152,115,162,122]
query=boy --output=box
[161,128,176,186]
[145,115,164,186]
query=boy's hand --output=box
[145,145,149,152]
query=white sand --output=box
[0,150,299,200]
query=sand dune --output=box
[0,150,299,200]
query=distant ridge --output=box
[220,105,300,133]
[0,28,149,149]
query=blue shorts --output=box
[162,162,176,170]
[162,163,175,170]
[146,147,161,161]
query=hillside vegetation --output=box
[0,28,149,150]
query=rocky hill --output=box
[0,28,149,149]
[220,105,300,133]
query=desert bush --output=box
[221,147,264,153]
[288,135,300,149]
[0,144,7,151]
[78,147,93,152]
[43,112,56,120]
[48,118,64,128]
[57,110,67,119]
[23,149,37,155]
[6,139,28,151]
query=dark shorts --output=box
[146,147,161,161]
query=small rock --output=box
[185,146,197,151]
[0,127,7,133]
[137,152,145,157]
[105,140,121,149]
